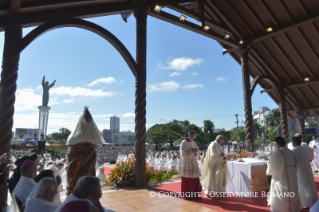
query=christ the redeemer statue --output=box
[42,76,56,106]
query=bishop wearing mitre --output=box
[178,130,202,199]
[266,136,301,212]
[200,135,229,197]
[291,136,318,208]
[66,107,104,195]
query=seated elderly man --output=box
[55,176,112,212]
[24,178,58,212]
[10,160,37,212]
[26,169,62,207]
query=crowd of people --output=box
[3,133,319,212]
[3,149,110,212]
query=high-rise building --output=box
[110,116,120,133]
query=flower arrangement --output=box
[236,149,248,158]
[106,156,178,187]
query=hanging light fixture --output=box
[239,40,244,45]
[204,25,210,30]
[304,77,310,82]
[266,27,273,32]
[224,34,230,39]
[154,5,162,13]
[180,15,187,21]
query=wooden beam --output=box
[0,2,137,31]
[283,78,319,89]
[9,0,21,17]
[149,10,240,48]
[224,12,319,54]
[287,106,319,112]
[168,3,233,34]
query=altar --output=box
[226,158,269,196]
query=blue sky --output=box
[0,13,278,134]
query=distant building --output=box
[102,129,135,145]
[110,116,120,133]
[253,107,271,126]
[102,129,112,143]
[112,132,135,145]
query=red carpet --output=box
[104,167,113,176]
[149,177,319,212]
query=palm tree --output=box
[265,109,280,129]
[203,120,215,142]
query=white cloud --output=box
[62,98,75,104]
[122,112,135,118]
[169,72,182,77]
[216,77,226,82]
[88,77,116,86]
[182,84,203,90]
[50,86,121,97]
[15,88,59,111]
[120,79,124,84]
[159,57,203,71]
[192,72,198,76]
[148,81,180,93]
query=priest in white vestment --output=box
[200,135,230,196]
[266,136,301,212]
[178,130,202,199]
[96,166,107,186]
[10,160,37,212]
[61,166,68,189]
[290,133,314,160]
[292,137,318,208]
[24,178,58,212]
[309,135,319,173]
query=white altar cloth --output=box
[225,158,268,197]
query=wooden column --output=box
[238,48,255,152]
[279,93,289,143]
[0,22,21,156]
[0,21,21,206]
[296,113,307,143]
[134,6,148,188]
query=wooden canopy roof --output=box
[1,0,319,117]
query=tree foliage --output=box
[231,128,246,141]
[51,128,71,141]
[308,120,319,127]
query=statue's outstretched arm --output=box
[49,80,56,88]
[42,76,45,86]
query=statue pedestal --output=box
[38,106,50,140]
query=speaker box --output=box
[38,141,46,154]
[110,160,116,164]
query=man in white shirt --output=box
[158,154,168,172]
[292,136,318,208]
[24,177,58,212]
[168,155,178,172]
[10,160,37,212]
[266,136,301,212]
[178,130,202,199]
[309,135,319,173]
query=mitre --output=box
[67,107,104,145]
